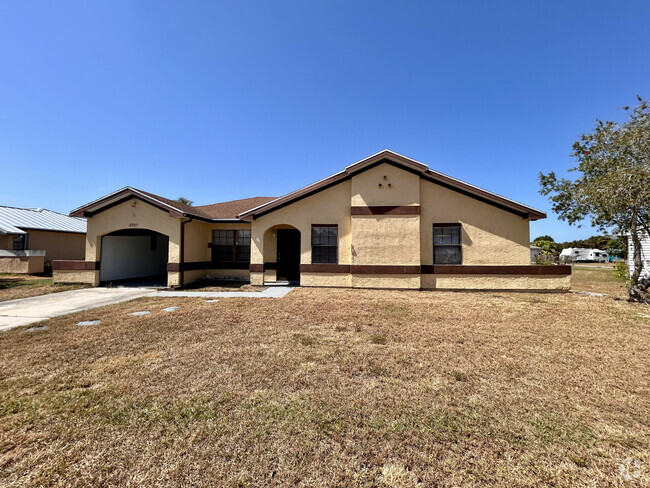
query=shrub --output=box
[613,261,629,281]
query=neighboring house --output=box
[0,206,87,274]
[628,232,650,279]
[530,245,541,262]
[53,150,571,290]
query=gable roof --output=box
[69,187,276,222]
[239,150,546,221]
[0,206,87,235]
[70,187,215,220]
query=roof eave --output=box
[70,187,195,219]
[238,150,544,220]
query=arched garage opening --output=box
[99,229,169,286]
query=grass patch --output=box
[0,278,648,486]
[0,273,87,301]
[571,266,627,297]
[294,333,317,346]
[369,333,387,345]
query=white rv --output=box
[560,248,609,263]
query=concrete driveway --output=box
[0,287,151,331]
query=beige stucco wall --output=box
[53,269,98,285]
[251,181,353,267]
[250,271,264,286]
[420,180,530,265]
[28,230,86,262]
[184,220,211,263]
[85,198,181,263]
[351,216,420,266]
[0,256,45,274]
[423,274,570,291]
[301,272,351,287]
[351,274,420,289]
[350,164,421,268]
[351,163,420,207]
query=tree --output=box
[176,197,194,206]
[531,235,561,258]
[539,96,650,302]
[532,235,555,243]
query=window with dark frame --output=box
[433,224,462,264]
[12,235,27,251]
[211,229,251,262]
[311,225,338,264]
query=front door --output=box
[276,229,300,283]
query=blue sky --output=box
[1,1,648,242]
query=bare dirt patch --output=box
[0,286,648,486]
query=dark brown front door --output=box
[276,229,300,283]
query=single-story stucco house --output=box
[0,206,86,274]
[53,150,571,290]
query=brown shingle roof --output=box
[136,189,213,219]
[195,197,277,219]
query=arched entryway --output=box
[263,225,301,284]
[99,229,169,286]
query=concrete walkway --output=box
[0,286,295,332]
[0,287,151,331]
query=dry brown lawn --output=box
[180,279,266,293]
[0,274,87,302]
[0,278,648,486]
[571,267,628,297]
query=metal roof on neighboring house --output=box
[0,206,87,235]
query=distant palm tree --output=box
[176,197,194,206]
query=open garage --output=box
[99,229,169,286]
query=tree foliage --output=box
[539,96,650,300]
[176,197,194,206]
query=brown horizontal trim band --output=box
[432,222,461,227]
[167,263,180,272]
[351,206,420,215]
[52,260,99,271]
[351,265,421,274]
[421,265,571,276]
[299,264,571,276]
[301,264,350,273]
[311,223,338,227]
[249,264,264,273]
